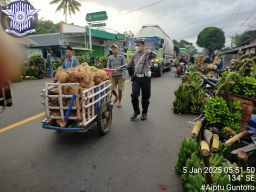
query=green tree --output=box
[50,0,81,23]
[235,30,256,46]
[196,27,225,57]
[173,39,197,55]
[34,19,60,34]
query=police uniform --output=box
[128,49,155,120]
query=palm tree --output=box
[50,0,81,23]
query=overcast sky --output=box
[30,0,256,47]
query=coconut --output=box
[56,119,67,127]
[83,65,92,74]
[74,66,86,78]
[98,70,109,81]
[49,87,59,95]
[80,62,89,67]
[49,98,59,106]
[94,76,102,85]
[80,81,95,89]
[68,70,80,83]
[51,111,60,117]
[63,86,73,95]
[82,73,93,84]
[90,66,98,72]
[55,70,69,83]
[63,86,82,95]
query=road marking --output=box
[0,79,131,134]
[0,112,45,134]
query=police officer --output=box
[127,40,156,120]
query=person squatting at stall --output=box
[127,40,156,121]
[107,44,126,107]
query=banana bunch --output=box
[182,152,205,192]
[209,154,226,167]
[190,88,205,114]
[185,174,206,192]
[175,138,198,175]
[182,72,202,87]
[216,72,239,96]
[211,170,229,191]
[232,54,256,77]
[186,152,204,171]
[173,85,191,114]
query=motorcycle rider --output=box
[177,55,187,75]
[127,40,156,120]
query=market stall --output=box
[174,54,256,192]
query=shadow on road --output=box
[51,127,103,147]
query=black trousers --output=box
[131,76,151,114]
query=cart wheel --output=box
[96,102,113,135]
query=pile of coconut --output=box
[47,63,110,127]
[55,63,109,88]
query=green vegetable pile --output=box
[190,88,206,114]
[176,139,231,192]
[176,138,198,175]
[233,76,256,98]
[173,85,191,114]
[204,97,242,133]
[173,72,205,114]
[182,72,201,87]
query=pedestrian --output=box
[47,50,54,80]
[107,44,126,108]
[62,46,80,69]
[127,40,156,121]
[189,56,195,64]
[88,53,95,65]
[216,55,224,70]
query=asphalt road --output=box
[0,71,194,192]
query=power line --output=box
[229,2,240,35]
[110,0,165,18]
[234,3,256,35]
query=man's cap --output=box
[111,44,119,49]
[135,40,145,45]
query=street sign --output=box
[86,11,108,22]
[91,23,106,27]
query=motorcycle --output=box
[175,62,186,77]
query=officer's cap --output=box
[135,40,145,46]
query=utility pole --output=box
[231,36,236,48]
[89,23,92,53]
